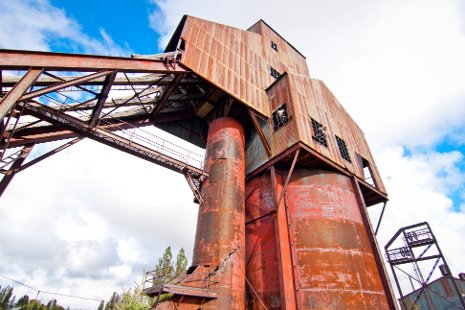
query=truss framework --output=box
[0,49,212,197]
[385,222,465,309]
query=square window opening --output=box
[270,66,281,79]
[272,104,290,130]
[335,135,351,163]
[311,118,328,148]
[271,41,278,52]
[361,156,377,187]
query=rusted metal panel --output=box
[192,117,245,309]
[0,49,188,73]
[247,20,310,79]
[179,16,309,118]
[286,75,387,194]
[246,74,299,175]
[285,169,391,309]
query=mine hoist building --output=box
[0,15,397,309]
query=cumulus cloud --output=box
[1,0,465,308]
[0,0,130,55]
[0,138,199,307]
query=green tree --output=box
[117,286,152,310]
[104,292,119,310]
[101,246,189,310]
[97,300,104,310]
[46,299,57,309]
[102,274,152,310]
[16,294,30,306]
[175,248,188,277]
[153,246,174,286]
[0,285,13,310]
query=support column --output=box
[192,117,246,309]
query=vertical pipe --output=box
[192,117,245,309]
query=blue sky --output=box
[1,0,465,308]
[50,0,161,55]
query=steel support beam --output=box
[4,110,193,148]
[17,137,83,173]
[0,49,189,73]
[247,107,271,157]
[21,101,206,178]
[90,72,118,127]
[0,68,42,120]
[19,70,114,102]
[182,168,204,204]
[270,165,298,310]
[0,144,33,197]
[151,73,185,119]
[246,150,299,266]
[352,177,398,309]
[276,149,299,208]
[245,277,269,310]
[375,201,387,235]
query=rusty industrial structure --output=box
[385,222,465,309]
[1,16,398,309]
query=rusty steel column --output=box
[285,169,391,309]
[192,117,246,309]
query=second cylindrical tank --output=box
[245,169,391,309]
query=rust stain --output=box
[191,117,246,309]
[286,169,390,309]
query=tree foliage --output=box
[16,295,29,307]
[102,246,189,310]
[152,246,188,286]
[0,286,13,310]
[175,248,188,278]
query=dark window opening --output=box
[360,156,376,187]
[270,66,281,79]
[311,118,328,148]
[335,135,351,163]
[271,41,278,51]
[272,104,290,130]
[179,39,186,51]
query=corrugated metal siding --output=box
[181,17,310,117]
[181,16,269,115]
[287,75,386,193]
[246,76,298,173]
[401,277,465,309]
[179,16,386,194]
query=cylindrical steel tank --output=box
[192,117,246,309]
[245,169,391,309]
[286,169,390,309]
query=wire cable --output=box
[0,273,103,303]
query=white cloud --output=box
[0,138,199,307]
[0,0,130,56]
[1,0,465,308]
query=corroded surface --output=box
[244,169,391,309]
[192,117,246,309]
[286,169,390,309]
[245,172,296,309]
